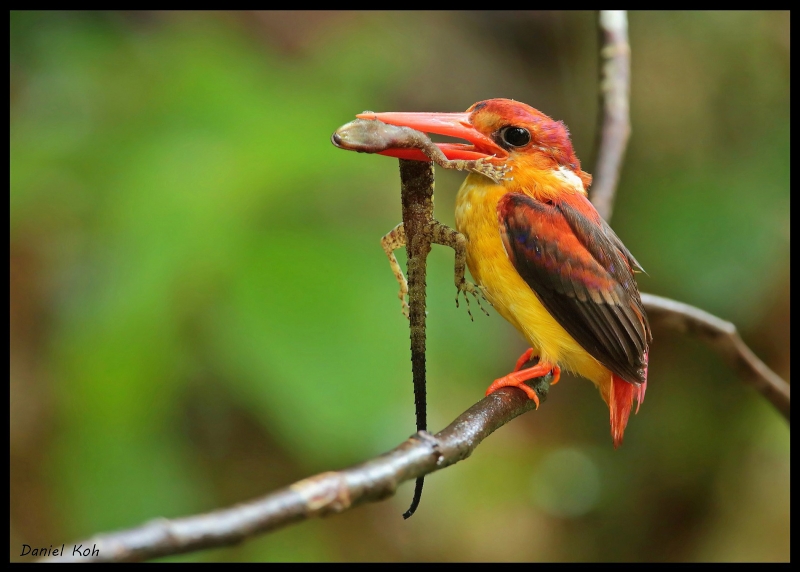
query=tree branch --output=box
[44,375,554,562]
[43,293,788,562]
[641,293,790,420]
[591,10,631,222]
[43,290,791,563]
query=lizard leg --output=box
[429,222,490,320]
[435,156,512,184]
[381,223,409,319]
[414,137,512,184]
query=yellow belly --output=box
[455,173,611,389]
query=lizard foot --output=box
[470,158,512,184]
[398,290,410,320]
[455,279,490,321]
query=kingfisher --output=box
[358,99,651,447]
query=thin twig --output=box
[641,293,790,420]
[586,14,788,413]
[591,10,631,222]
[43,375,553,562]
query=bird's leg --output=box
[510,349,559,385]
[485,356,561,409]
[428,222,490,320]
[380,223,409,319]
[513,348,536,372]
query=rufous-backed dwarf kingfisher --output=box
[357,99,651,447]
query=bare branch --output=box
[641,293,790,420]
[42,293,789,562]
[44,375,553,562]
[591,10,631,222]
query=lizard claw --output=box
[455,279,490,320]
[478,284,494,307]
[398,290,410,320]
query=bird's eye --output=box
[501,126,531,148]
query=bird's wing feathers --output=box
[498,192,651,384]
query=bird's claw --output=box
[455,279,490,320]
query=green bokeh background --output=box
[10,11,789,562]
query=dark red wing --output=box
[498,193,651,384]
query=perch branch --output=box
[42,290,790,562]
[44,376,553,563]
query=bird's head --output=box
[357,98,592,198]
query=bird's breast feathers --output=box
[455,173,611,385]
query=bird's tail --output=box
[609,371,647,449]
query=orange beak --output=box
[356,111,507,162]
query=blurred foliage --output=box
[10,11,789,562]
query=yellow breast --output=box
[454,173,610,387]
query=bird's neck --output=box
[508,162,589,201]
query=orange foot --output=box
[485,349,561,409]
